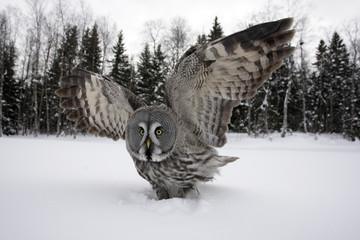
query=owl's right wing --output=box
[55,69,146,140]
[166,18,295,147]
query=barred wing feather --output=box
[167,18,295,147]
[55,69,146,140]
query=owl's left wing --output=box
[55,69,146,140]
[166,18,295,147]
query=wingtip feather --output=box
[277,17,294,32]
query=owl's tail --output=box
[214,155,239,167]
[201,155,238,180]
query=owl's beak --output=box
[146,138,151,149]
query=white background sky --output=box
[1,0,360,60]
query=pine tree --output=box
[110,31,133,89]
[208,16,224,41]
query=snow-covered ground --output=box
[0,133,359,240]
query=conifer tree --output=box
[62,26,79,75]
[0,13,19,136]
[48,25,78,135]
[136,43,168,106]
[80,24,102,73]
[208,16,224,41]
[152,44,168,104]
[136,43,155,105]
[197,33,207,44]
[110,30,133,89]
[328,32,352,134]
[1,42,19,135]
[312,39,331,133]
[79,28,90,69]
[278,55,298,137]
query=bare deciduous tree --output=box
[25,0,47,137]
[163,17,192,70]
[97,16,117,74]
[143,19,166,53]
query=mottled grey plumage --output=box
[55,18,295,199]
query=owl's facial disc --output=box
[138,122,166,162]
[127,108,177,162]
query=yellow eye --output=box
[155,128,163,136]
[139,128,144,136]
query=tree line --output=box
[0,0,359,140]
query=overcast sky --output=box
[79,0,360,58]
[2,0,360,59]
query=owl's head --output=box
[126,106,181,162]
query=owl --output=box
[56,18,295,199]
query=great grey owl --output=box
[55,18,295,199]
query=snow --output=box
[0,133,359,240]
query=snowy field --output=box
[0,133,359,240]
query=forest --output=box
[0,0,359,140]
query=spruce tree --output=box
[136,43,168,106]
[110,31,133,89]
[208,16,224,41]
[328,32,352,135]
[136,43,155,105]
[152,44,168,104]
[79,28,90,69]
[350,56,360,139]
[1,42,19,135]
[312,39,331,133]
[80,24,102,73]
[272,54,299,136]
[197,34,207,44]
[0,13,18,136]
[62,26,78,75]
[48,25,78,135]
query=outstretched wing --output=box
[55,69,146,140]
[166,18,295,147]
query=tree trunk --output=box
[33,81,39,137]
[0,16,4,137]
[329,89,334,133]
[247,100,252,136]
[263,87,269,134]
[300,41,308,133]
[56,105,62,137]
[0,74,3,137]
[350,66,356,140]
[281,79,293,138]
[43,41,52,136]
[301,76,308,133]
